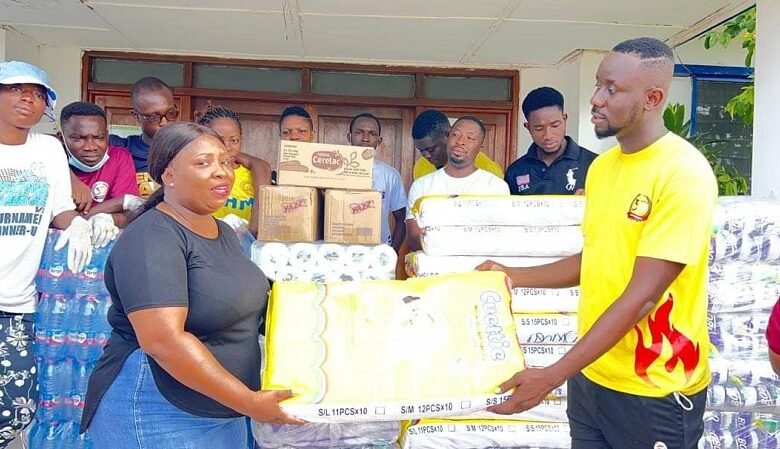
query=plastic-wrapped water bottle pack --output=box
[29,229,112,449]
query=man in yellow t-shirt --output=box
[479,37,717,449]
[412,109,504,180]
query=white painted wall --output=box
[4,27,40,65]
[516,59,579,158]
[34,46,83,134]
[752,0,779,197]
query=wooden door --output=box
[192,99,289,170]
[309,105,415,189]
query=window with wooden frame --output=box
[84,51,520,189]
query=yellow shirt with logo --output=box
[580,132,717,397]
[413,152,504,180]
[213,165,255,222]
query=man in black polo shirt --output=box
[505,87,598,195]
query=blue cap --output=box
[0,61,57,122]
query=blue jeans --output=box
[89,350,248,449]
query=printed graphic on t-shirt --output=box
[634,294,700,387]
[565,168,579,191]
[627,194,652,222]
[91,181,109,203]
[0,164,49,237]
[136,172,160,199]
[515,173,530,192]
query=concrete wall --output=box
[1,28,81,134]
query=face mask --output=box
[64,139,110,173]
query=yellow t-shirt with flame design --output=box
[580,132,717,397]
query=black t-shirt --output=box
[81,209,269,431]
[505,137,598,195]
[109,134,150,172]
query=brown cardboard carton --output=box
[257,185,321,242]
[277,140,374,190]
[324,189,382,245]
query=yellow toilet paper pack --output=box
[263,271,525,422]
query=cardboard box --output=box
[257,185,321,242]
[323,189,381,245]
[277,140,374,190]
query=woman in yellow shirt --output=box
[199,106,271,236]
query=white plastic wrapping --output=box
[700,411,780,449]
[404,252,559,278]
[420,225,582,257]
[514,314,578,346]
[521,344,571,368]
[710,198,780,264]
[511,287,580,314]
[251,241,396,281]
[252,421,401,448]
[413,195,584,228]
[401,419,571,449]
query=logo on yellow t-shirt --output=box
[633,294,700,387]
[627,194,652,222]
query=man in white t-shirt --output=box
[0,61,116,448]
[347,112,407,252]
[406,116,509,251]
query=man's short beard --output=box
[595,127,618,139]
[448,155,468,167]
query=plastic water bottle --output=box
[72,361,93,397]
[54,421,82,449]
[36,233,73,295]
[96,294,113,333]
[36,393,62,424]
[38,358,72,398]
[70,332,109,363]
[74,246,109,296]
[28,420,59,449]
[75,295,102,332]
[37,330,67,362]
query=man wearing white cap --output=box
[0,60,117,447]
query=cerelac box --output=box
[277,140,374,190]
[324,189,382,245]
[257,185,321,242]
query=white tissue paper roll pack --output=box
[412,195,585,228]
[318,243,348,268]
[405,252,559,278]
[401,419,571,449]
[511,287,580,313]
[420,225,583,257]
[251,241,397,282]
[289,242,319,270]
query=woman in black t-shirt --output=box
[81,123,302,448]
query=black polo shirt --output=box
[505,137,598,195]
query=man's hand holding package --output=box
[488,367,563,415]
